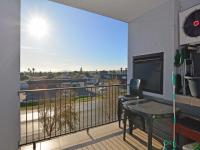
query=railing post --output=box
[87,128,89,134]
[33,142,36,150]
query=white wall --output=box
[128,0,179,100]
[0,0,20,150]
[179,0,200,11]
[128,0,200,100]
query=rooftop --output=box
[27,79,87,84]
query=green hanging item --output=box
[174,50,183,67]
[163,72,177,150]
[172,72,177,150]
[174,46,190,67]
[181,46,190,60]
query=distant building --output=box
[25,79,88,101]
[27,79,86,90]
[99,70,127,82]
[20,82,29,90]
[86,78,97,85]
[100,71,111,80]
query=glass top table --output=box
[123,99,180,150]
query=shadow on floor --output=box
[63,131,123,150]
[62,129,160,150]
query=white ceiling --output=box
[51,0,168,22]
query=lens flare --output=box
[28,16,49,39]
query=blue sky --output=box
[21,0,128,72]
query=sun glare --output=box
[28,16,49,39]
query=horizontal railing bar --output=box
[19,84,128,93]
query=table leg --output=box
[123,111,127,141]
[117,100,122,127]
[128,116,134,135]
[141,117,145,131]
[147,117,153,150]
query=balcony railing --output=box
[19,84,127,147]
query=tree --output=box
[80,67,83,73]
[39,71,42,76]
[20,72,29,81]
[47,72,54,79]
[32,68,35,75]
[28,68,32,75]
[103,79,121,121]
[39,99,78,136]
[84,72,90,77]
[120,67,123,74]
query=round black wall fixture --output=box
[183,9,200,37]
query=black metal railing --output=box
[19,84,127,146]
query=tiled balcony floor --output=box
[20,122,163,150]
